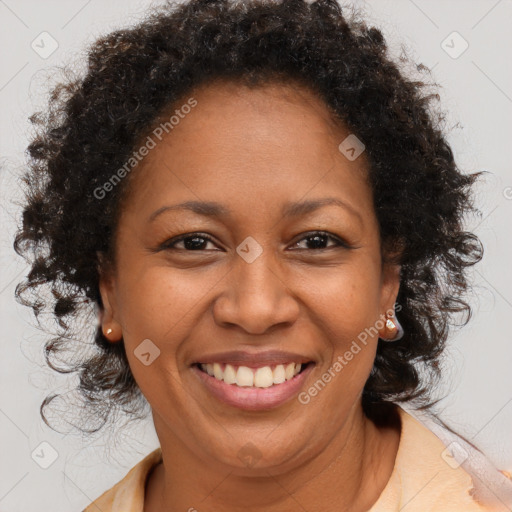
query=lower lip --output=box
[191,364,315,411]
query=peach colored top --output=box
[84,406,512,511]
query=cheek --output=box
[115,267,207,422]
[113,263,216,397]
[297,260,382,394]
[301,258,383,340]
[116,262,213,340]
[298,300,379,418]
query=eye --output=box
[290,231,349,251]
[159,230,350,253]
[161,232,220,251]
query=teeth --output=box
[254,366,274,388]
[285,362,295,380]
[236,366,254,386]
[223,364,237,384]
[213,362,223,380]
[273,364,286,384]
[199,362,304,387]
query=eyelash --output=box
[160,230,351,252]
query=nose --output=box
[212,248,300,336]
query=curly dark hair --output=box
[13,0,483,434]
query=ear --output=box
[97,251,123,342]
[379,261,401,315]
[378,238,404,313]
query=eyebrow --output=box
[148,197,362,223]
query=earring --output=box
[103,326,115,339]
[380,312,404,342]
[103,325,122,343]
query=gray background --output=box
[1,0,511,510]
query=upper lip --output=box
[192,350,314,368]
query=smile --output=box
[197,362,304,388]
[192,361,315,411]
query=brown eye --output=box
[158,230,351,253]
[161,233,219,251]
[290,231,350,251]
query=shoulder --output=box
[83,447,162,512]
[370,405,512,512]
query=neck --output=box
[145,402,400,512]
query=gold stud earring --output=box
[105,327,113,336]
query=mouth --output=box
[193,361,313,388]
[191,358,316,411]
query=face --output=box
[99,79,400,475]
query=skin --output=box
[99,79,402,512]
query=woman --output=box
[13,0,512,510]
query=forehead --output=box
[164,78,352,151]
[121,79,373,220]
